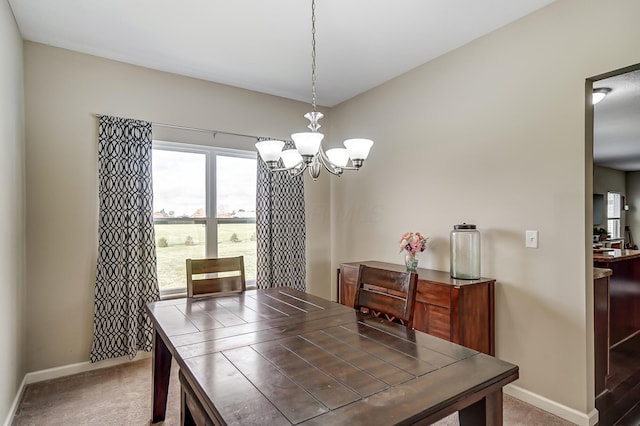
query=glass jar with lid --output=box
[450,223,481,279]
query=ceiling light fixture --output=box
[592,87,611,105]
[255,0,373,181]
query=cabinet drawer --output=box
[416,281,451,308]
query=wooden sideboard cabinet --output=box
[339,261,495,356]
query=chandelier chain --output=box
[253,0,372,181]
[310,0,317,113]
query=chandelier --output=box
[255,0,373,180]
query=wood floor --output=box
[596,332,640,426]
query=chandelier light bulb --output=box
[281,149,303,169]
[326,148,350,168]
[255,140,284,166]
[344,138,374,160]
[292,132,324,159]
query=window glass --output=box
[216,155,257,218]
[218,223,257,282]
[155,223,206,290]
[153,150,206,218]
[152,143,256,295]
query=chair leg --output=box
[181,379,196,426]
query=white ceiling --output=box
[594,70,640,171]
[8,0,556,107]
[10,0,637,167]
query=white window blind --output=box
[607,192,621,239]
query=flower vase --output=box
[405,252,419,272]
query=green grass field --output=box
[155,223,257,290]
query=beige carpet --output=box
[12,358,180,426]
[11,358,574,425]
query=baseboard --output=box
[505,384,599,426]
[6,355,598,426]
[3,375,27,426]
[3,352,151,426]
[23,351,151,385]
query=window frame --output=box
[607,191,621,240]
[152,140,257,298]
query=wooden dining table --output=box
[145,287,518,425]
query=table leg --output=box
[459,389,503,426]
[152,329,172,424]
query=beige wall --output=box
[626,171,640,245]
[0,0,26,421]
[594,166,626,197]
[18,0,640,422]
[329,0,640,421]
[23,42,332,372]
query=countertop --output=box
[593,249,640,263]
[340,260,494,286]
[594,267,612,280]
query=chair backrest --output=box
[186,256,246,297]
[354,264,418,328]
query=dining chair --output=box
[354,264,418,328]
[185,256,246,297]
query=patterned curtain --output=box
[256,140,306,291]
[90,115,160,363]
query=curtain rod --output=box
[153,121,262,141]
[94,114,262,141]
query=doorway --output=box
[588,63,640,426]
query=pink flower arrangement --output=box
[399,232,428,255]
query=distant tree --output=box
[154,209,168,218]
[157,237,168,248]
[185,236,195,246]
[230,233,241,243]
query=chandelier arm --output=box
[319,148,362,172]
[317,147,344,176]
[318,156,360,173]
[288,163,308,177]
[320,157,342,176]
[270,161,307,173]
[333,164,360,171]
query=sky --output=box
[152,149,256,218]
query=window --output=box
[152,141,257,296]
[607,192,621,239]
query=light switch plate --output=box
[526,230,538,248]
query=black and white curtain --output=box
[90,115,159,363]
[256,140,306,291]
